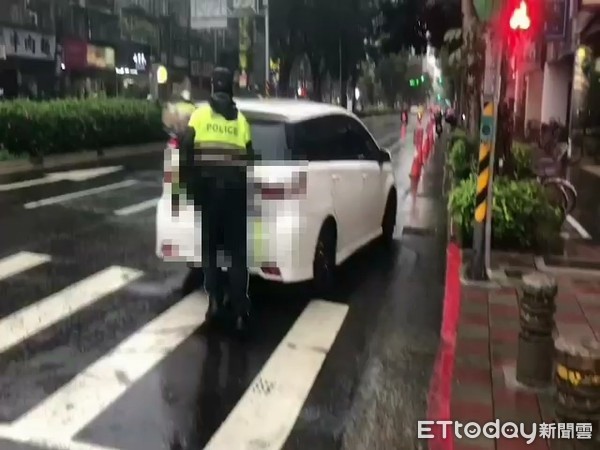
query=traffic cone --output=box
[422,134,429,162]
[410,152,421,180]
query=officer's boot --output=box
[205,270,227,323]
[232,294,251,335]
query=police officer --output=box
[178,67,253,333]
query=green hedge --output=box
[0,99,164,159]
[447,131,536,182]
[446,132,562,251]
[447,128,478,181]
[449,175,562,250]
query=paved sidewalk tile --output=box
[449,264,600,450]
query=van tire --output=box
[381,190,397,245]
[313,222,337,298]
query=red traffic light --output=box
[509,0,531,31]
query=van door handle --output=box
[332,174,340,181]
[362,173,368,179]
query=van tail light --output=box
[164,139,179,185]
[259,171,307,200]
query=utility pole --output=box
[339,36,342,104]
[264,0,269,94]
[471,30,501,281]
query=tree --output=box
[269,0,305,95]
[404,58,432,104]
[424,0,462,50]
[460,0,483,135]
[374,52,408,107]
[378,0,427,54]
[268,0,371,104]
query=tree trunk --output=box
[279,57,293,97]
[310,57,322,101]
[340,74,348,108]
[494,55,513,177]
[350,66,359,113]
[461,0,479,136]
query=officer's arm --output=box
[246,140,255,161]
[172,125,195,212]
[180,125,195,188]
[243,118,257,161]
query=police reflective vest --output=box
[188,104,251,162]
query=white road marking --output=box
[114,197,159,216]
[0,424,120,450]
[0,251,50,282]
[566,214,592,239]
[0,266,143,353]
[0,166,123,192]
[9,291,208,440]
[205,299,349,450]
[23,179,139,209]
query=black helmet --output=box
[212,67,234,96]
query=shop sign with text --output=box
[87,45,115,69]
[116,42,150,74]
[581,0,600,8]
[1,27,56,60]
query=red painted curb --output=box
[426,242,462,450]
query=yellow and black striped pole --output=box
[471,100,495,280]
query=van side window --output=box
[348,119,381,161]
[294,116,344,161]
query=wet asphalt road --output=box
[0,114,446,450]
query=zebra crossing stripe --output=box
[114,197,159,216]
[0,266,143,354]
[0,424,120,450]
[205,299,348,450]
[0,251,50,282]
[9,291,208,440]
[24,180,139,209]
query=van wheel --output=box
[181,267,204,297]
[313,223,336,297]
[381,191,397,245]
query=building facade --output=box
[0,0,58,99]
[517,0,600,136]
[0,0,197,99]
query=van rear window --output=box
[248,120,294,161]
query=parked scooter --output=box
[434,111,443,136]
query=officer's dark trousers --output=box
[198,165,249,316]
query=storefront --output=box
[61,38,117,97]
[115,42,151,98]
[0,27,57,99]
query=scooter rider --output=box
[162,90,196,136]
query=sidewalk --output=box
[434,245,600,450]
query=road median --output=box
[0,109,399,184]
[0,142,164,184]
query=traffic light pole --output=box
[470,30,503,281]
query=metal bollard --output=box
[516,271,557,387]
[554,336,600,448]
